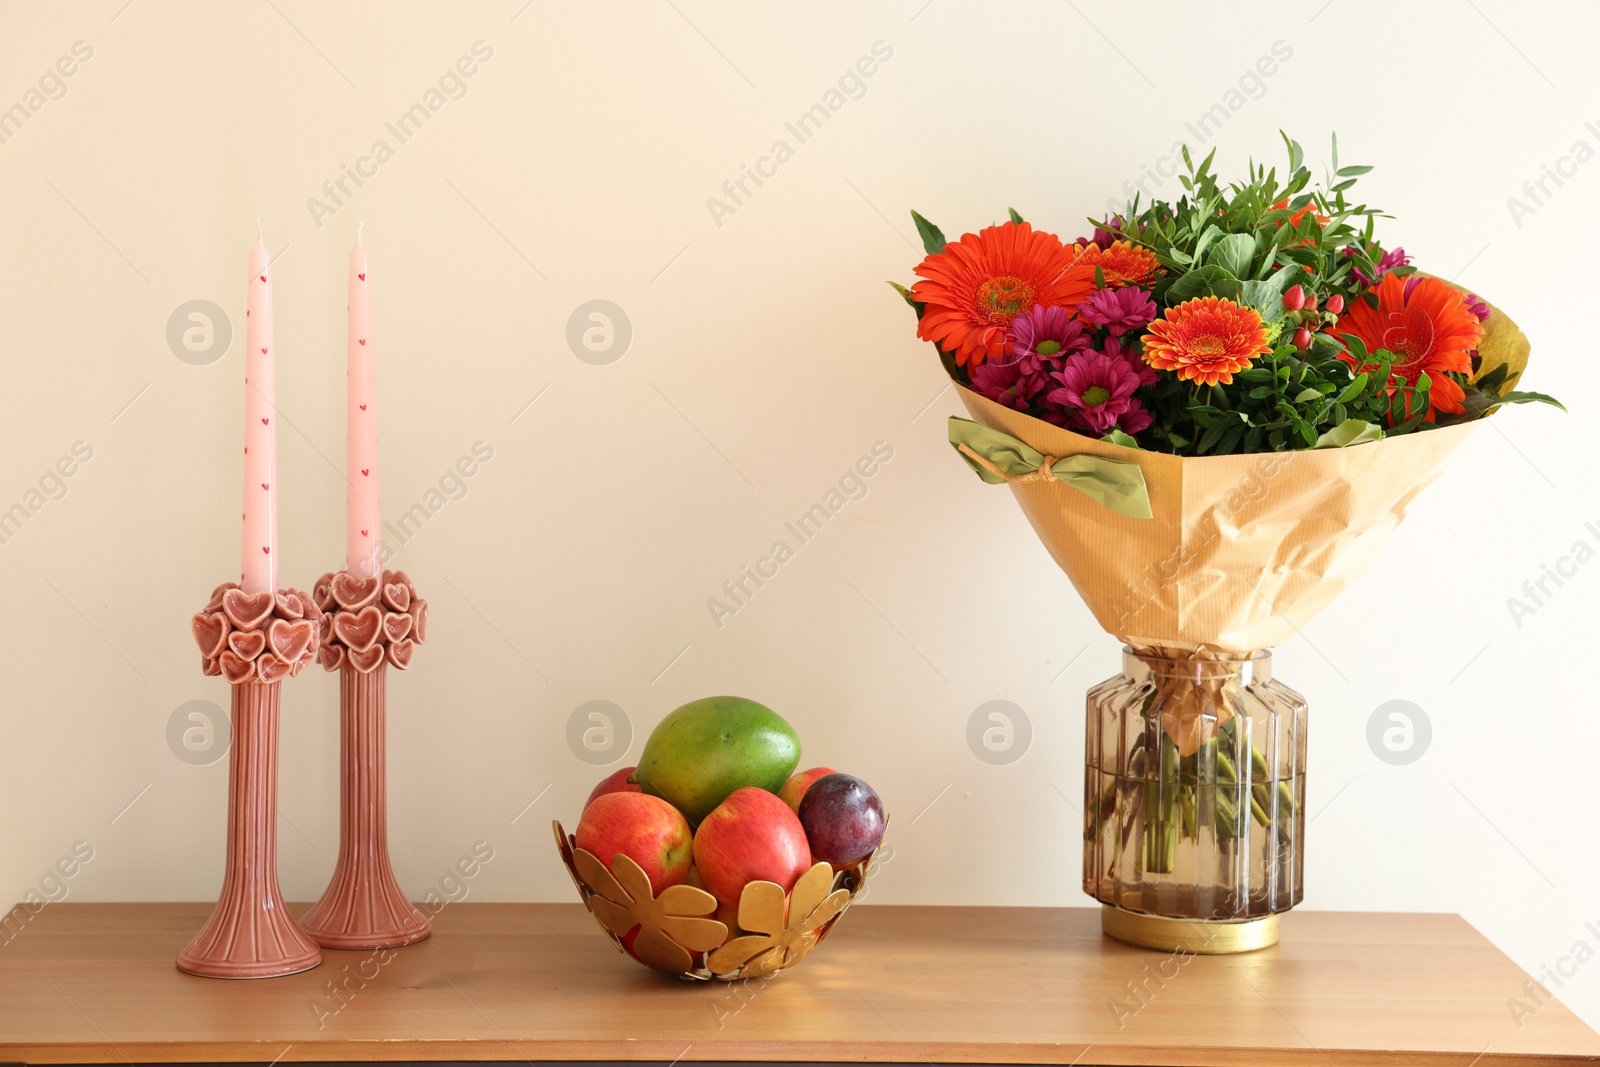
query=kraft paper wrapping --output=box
[952,300,1531,657]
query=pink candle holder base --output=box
[298,663,431,949]
[300,568,431,950]
[177,680,323,979]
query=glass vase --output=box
[1084,647,1307,953]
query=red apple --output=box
[585,765,642,810]
[575,792,693,896]
[693,786,812,905]
[777,766,837,813]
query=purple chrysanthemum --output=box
[1102,335,1159,387]
[1044,349,1144,437]
[1006,303,1091,373]
[1076,286,1158,338]
[969,359,1046,412]
[1464,292,1492,322]
[1346,245,1412,288]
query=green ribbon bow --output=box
[948,417,1152,520]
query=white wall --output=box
[2,0,1596,1029]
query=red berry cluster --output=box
[1281,284,1346,349]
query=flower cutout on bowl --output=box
[557,823,726,976]
[705,862,851,979]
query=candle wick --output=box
[256,218,263,241]
[358,221,365,243]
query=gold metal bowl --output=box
[553,820,881,981]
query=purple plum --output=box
[796,773,885,866]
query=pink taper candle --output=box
[242,236,277,593]
[346,231,380,579]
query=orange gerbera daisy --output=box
[1142,296,1270,386]
[1072,240,1162,288]
[911,222,1096,367]
[1334,273,1484,421]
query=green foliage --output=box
[910,210,947,256]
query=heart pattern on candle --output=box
[358,339,366,345]
[333,605,383,652]
[361,469,369,477]
[358,273,366,281]
[359,404,367,410]
[222,588,275,631]
[227,630,266,661]
[196,583,323,683]
[315,569,427,672]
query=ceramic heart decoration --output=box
[381,582,411,613]
[192,612,228,659]
[228,630,266,661]
[256,653,292,684]
[385,638,415,670]
[268,618,314,664]
[317,642,345,671]
[345,644,385,674]
[330,572,380,611]
[382,611,412,643]
[218,650,256,685]
[222,588,275,631]
[332,606,383,652]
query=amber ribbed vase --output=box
[298,662,430,949]
[177,681,323,978]
[1084,648,1307,953]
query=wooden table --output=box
[0,903,1594,1066]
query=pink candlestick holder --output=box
[299,569,430,950]
[182,584,324,979]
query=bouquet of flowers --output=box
[894,135,1558,946]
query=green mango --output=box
[632,696,800,824]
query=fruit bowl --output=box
[553,820,883,981]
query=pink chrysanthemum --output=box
[1045,349,1147,437]
[1006,303,1092,373]
[1077,287,1158,337]
[969,359,1047,412]
[1101,334,1159,387]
